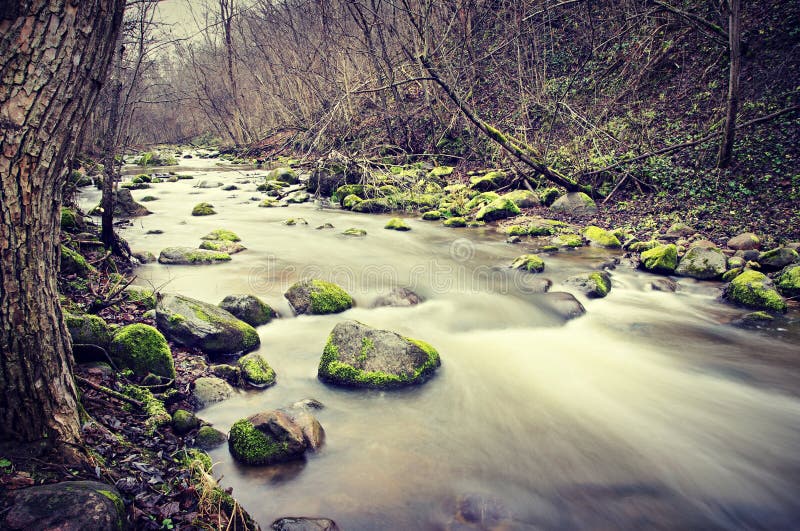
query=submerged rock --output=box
[3,480,125,531]
[285,279,353,315]
[675,246,727,279]
[271,517,340,531]
[541,292,586,320]
[371,287,422,308]
[318,320,441,389]
[156,293,260,355]
[650,278,679,292]
[158,247,231,265]
[564,271,612,298]
[724,270,786,312]
[511,254,545,273]
[550,192,597,216]
[219,294,277,326]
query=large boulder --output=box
[469,171,508,191]
[475,197,520,222]
[675,246,727,279]
[228,407,323,466]
[219,294,277,326]
[318,320,441,389]
[776,265,800,297]
[758,247,799,271]
[550,192,597,216]
[266,167,300,184]
[639,244,678,274]
[582,226,621,248]
[501,189,539,208]
[284,279,353,315]
[725,270,787,313]
[199,240,246,253]
[156,293,260,355]
[564,271,612,299]
[4,481,125,531]
[192,376,234,406]
[65,312,113,351]
[727,232,760,251]
[158,247,231,265]
[112,188,150,217]
[109,324,175,379]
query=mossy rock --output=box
[266,167,299,184]
[428,165,454,177]
[443,217,467,228]
[60,207,81,232]
[286,191,310,203]
[195,426,228,450]
[124,286,156,309]
[385,218,411,231]
[158,247,231,265]
[538,187,560,207]
[582,226,621,248]
[475,198,521,222]
[501,190,539,208]
[192,377,234,406]
[191,202,216,216]
[172,409,200,434]
[421,210,444,221]
[65,312,113,361]
[511,254,545,273]
[283,218,308,226]
[318,320,441,389]
[564,271,612,299]
[465,191,500,211]
[628,240,659,253]
[219,294,276,326]
[341,227,366,237]
[727,232,761,251]
[675,246,727,279]
[109,324,175,379]
[550,192,597,216]
[342,194,363,209]
[334,184,367,200]
[505,225,529,237]
[551,233,583,248]
[722,268,743,283]
[61,245,94,276]
[120,182,150,190]
[139,195,158,202]
[198,240,246,254]
[238,353,276,388]
[132,174,152,183]
[758,247,800,271]
[201,229,241,242]
[776,265,800,297]
[352,197,393,213]
[640,244,678,274]
[156,293,260,355]
[259,198,285,208]
[469,170,507,191]
[725,270,786,312]
[284,279,353,315]
[228,411,307,466]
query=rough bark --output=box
[0,0,125,458]
[101,44,123,251]
[717,0,741,168]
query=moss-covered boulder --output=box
[725,270,786,312]
[342,194,363,209]
[564,271,612,299]
[158,247,231,265]
[266,167,299,184]
[192,377,235,407]
[443,217,467,228]
[132,250,157,263]
[318,320,440,389]
[640,244,678,274]
[628,240,660,253]
[675,246,727,279]
[334,184,367,200]
[475,197,520,222]
[284,279,353,315]
[286,191,310,203]
[109,324,175,379]
[421,210,444,221]
[465,191,500,211]
[538,187,560,206]
[758,247,799,271]
[172,409,200,434]
[194,426,228,450]
[550,192,597,216]
[501,190,539,208]
[156,293,260,355]
[551,233,583,248]
[219,294,276,326]
[3,480,125,531]
[65,312,112,349]
[385,218,411,231]
[228,409,318,466]
[582,226,621,248]
[776,265,800,297]
[201,229,241,242]
[469,170,508,191]
[191,202,216,216]
[238,353,276,388]
[352,197,393,213]
[60,245,93,276]
[342,227,367,237]
[511,254,545,273]
[124,286,156,309]
[198,240,246,254]
[259,198,286,208]
[60,207,82,232]
[727,232,760,251]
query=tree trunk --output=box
[0,0,125,459]
[102,44,124,252]
[717,0,741,168]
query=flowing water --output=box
[81,160,800,529]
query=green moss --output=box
[191,202,216,216]
[283,218,308,226]
[185,249,231,263]
[588,272,611,297]
[582,226,621,248]
[428,166,454,177]
[342,194,363,209]
[309,279,353,314]
[501,190,539,208]
[172,409,199,434]
[726,270,787,312]
[421,210,444,220]
[97,489,125,529]
[168,313,185,324]
[60,245,93,276]
[65,312,112,347]
[511,254,545,273]
[628,240,659,252]
[228,419,288,465]
[776,265,800,296]
[259,198,281,207]
[443,217,467,227]
[552,233,583,248]
[335,184,366,199]
[465,192,500,210]
[238,353,276,387]
[125,287,156,309]
[121,384,170,434]
[475,198,521,222]
[110,324,175,379]
[640,244,678,273]
[176,448,213,472]
[385,218,411,231]
[358,337,374,362]
[202,229,241,242]
[469,170,506,190]
[722,268,743,282]
[60,207,79,231]
[538,187,560,206]
[195,426,227,450]
[342,228,367,237]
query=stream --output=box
[81,159,800,529]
